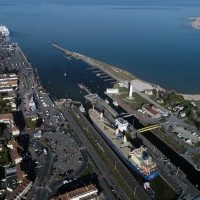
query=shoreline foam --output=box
[190,17,200,30]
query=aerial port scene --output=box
[0,0,200,200]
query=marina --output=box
[51,43,135,83]
[49,42,200,199]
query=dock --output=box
[85,93,99,103]
[100,75,110,78]
[86,67,95,70]
[92,70,101,73]
[104,78,114,81]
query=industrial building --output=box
[5,139,32,199]
[0,74,18,93]
[0,113,20,136]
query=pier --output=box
[85,93,99,103]
[111,81,117,84]
[78,83,91,94]
[100,75,110,78]
[99,72,106,75]
[86,67,95,70]
[104,78,114,81]
[92,70,101,73]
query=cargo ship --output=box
[88,108,159,181]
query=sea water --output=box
[1,0,200,96]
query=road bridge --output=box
[138,124,161,133]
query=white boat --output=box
[64,72,67,77]
[0,25,10,37]
[113,101,118,106]
[105,99,109,104]
[79,104,86,113]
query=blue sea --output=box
[1,0,200,98]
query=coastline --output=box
[181,94,200,101]
[52,43,200,101]
[3,32,200,198]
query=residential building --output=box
[142,104,161,119]
[55,184,99,200]
[0,113,20,136]
[0,74,18,93]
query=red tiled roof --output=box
[56,184,98,200]
[142,104,159,115]
[7,178,31,200]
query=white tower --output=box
[129,84,133,98]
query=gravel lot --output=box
[42,132,83,177]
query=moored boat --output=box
[79,104,86,113]
[113,101,118,106]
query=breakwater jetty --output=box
[51,43,135,83]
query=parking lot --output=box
[41,132,83,178]
[172,126,200,145]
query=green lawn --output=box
[120,92,148,110]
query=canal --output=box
[111,102,200,188]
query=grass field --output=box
[119,92,148,110]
